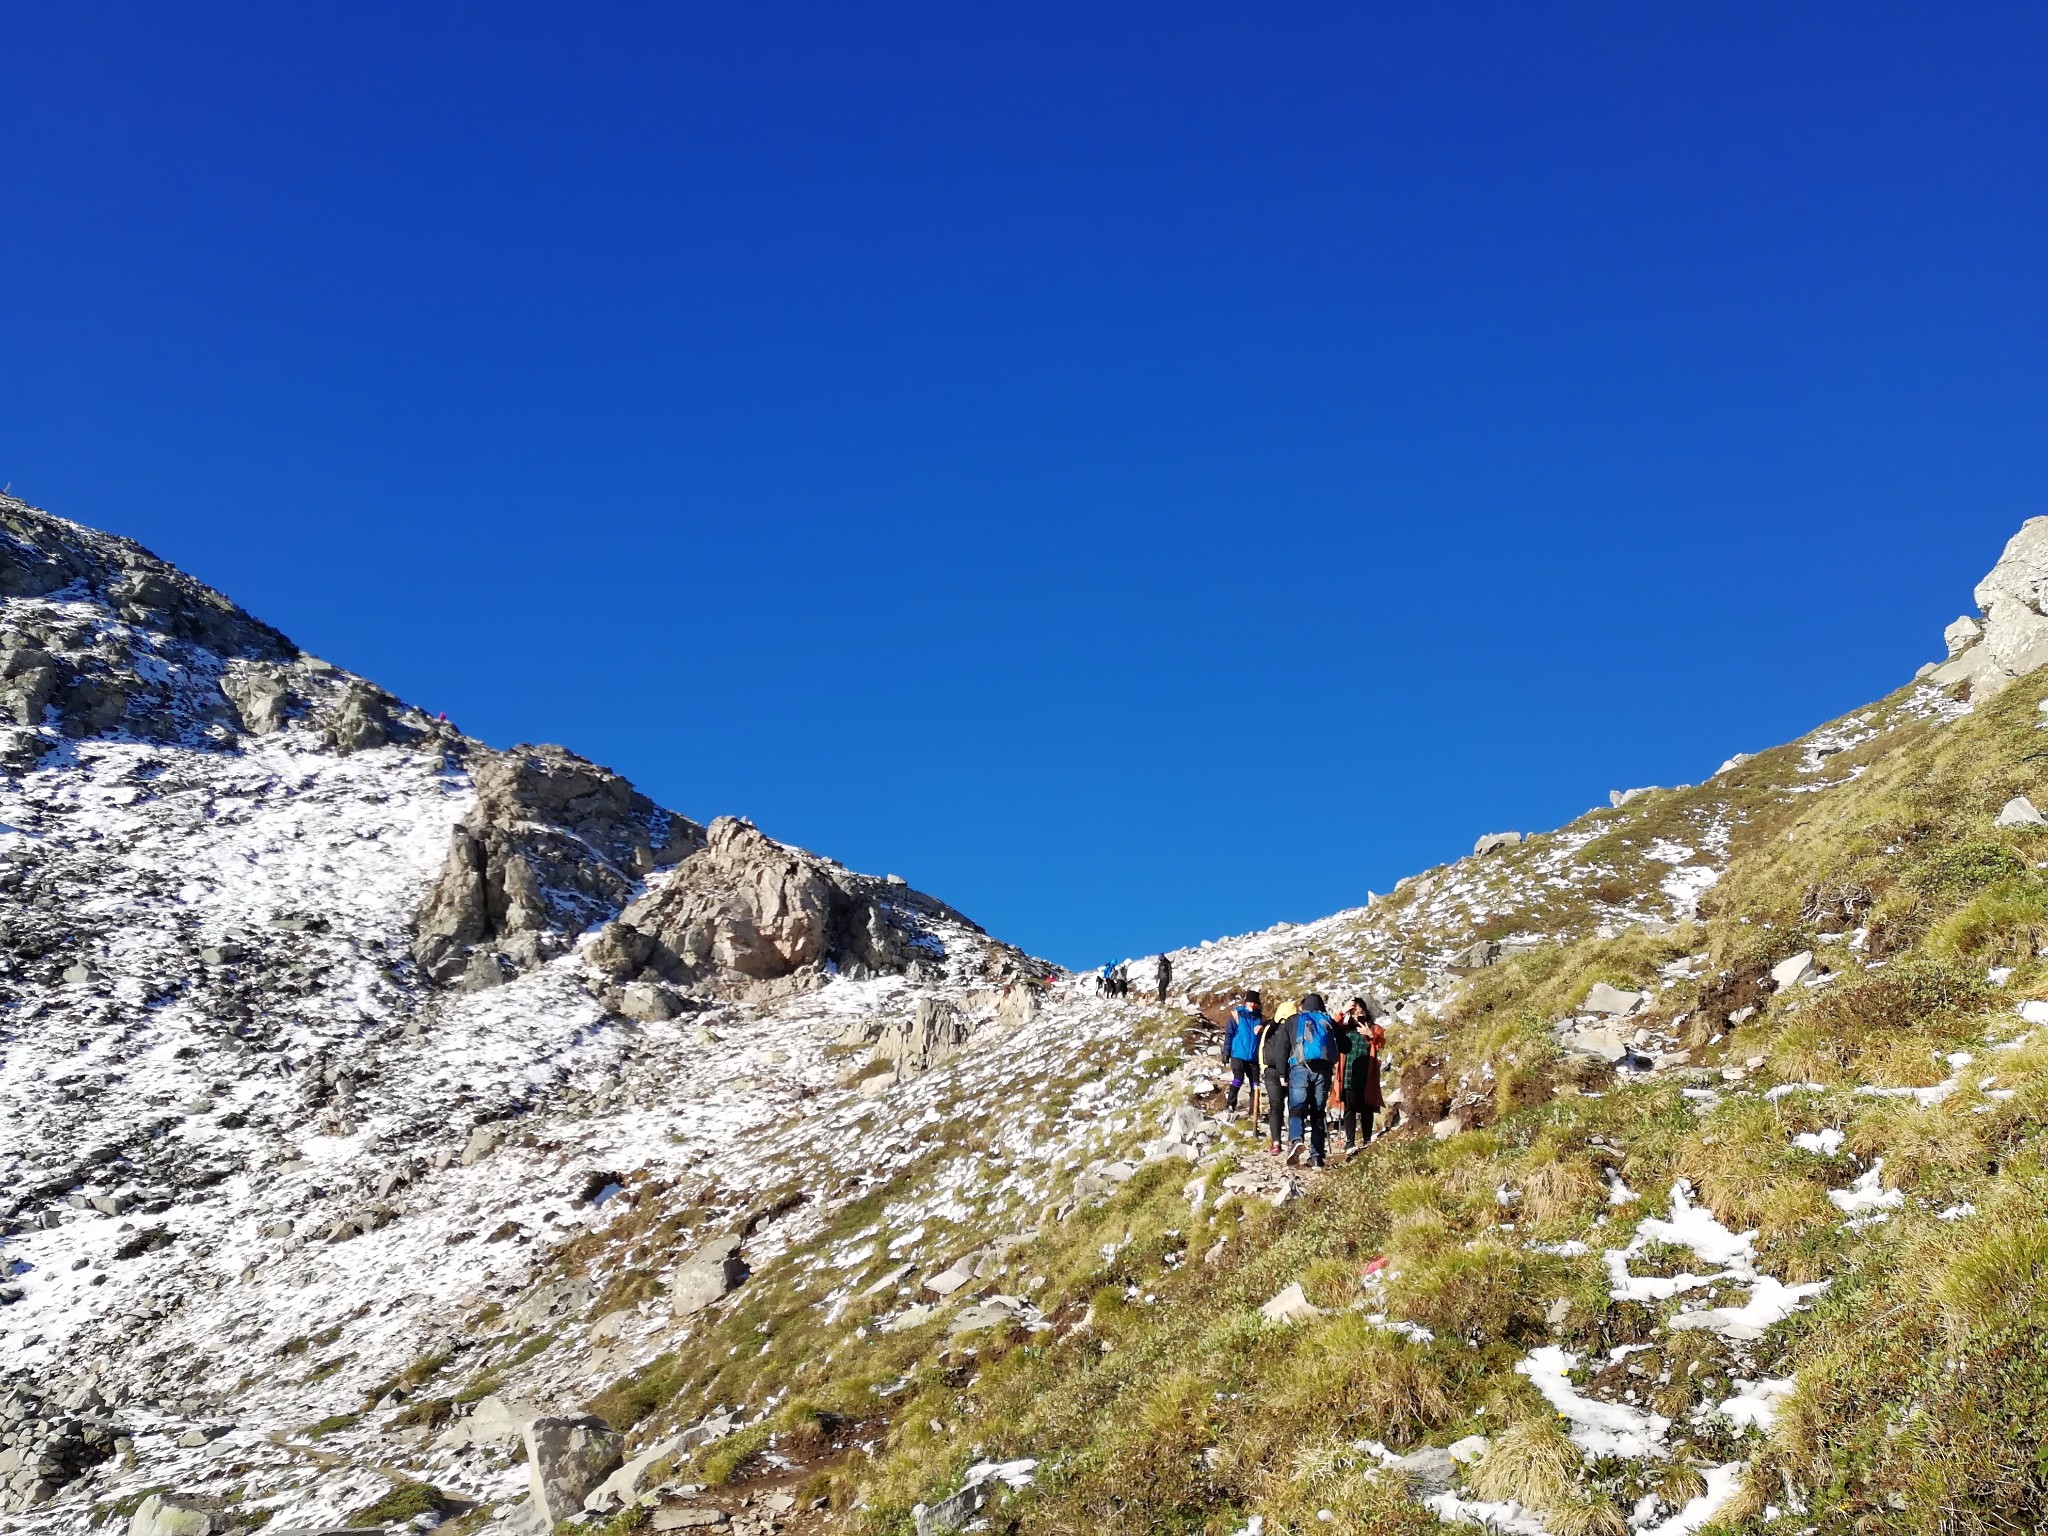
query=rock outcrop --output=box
[411,745,704,987]
[1929,516,2048,696]
[582,816,1025,1005]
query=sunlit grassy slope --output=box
[453,668,2048,1536]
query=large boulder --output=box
[523,1415,625,1526]
[127,1495,214,1536]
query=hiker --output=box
[1221,990,1264,1116]
[1256,995,1292,1154]
[1285,992,1337,1167]
[1155,953,1173,1004]
[1333,997,1386,1156]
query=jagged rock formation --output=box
[581,814,1018,1006]
[1928,514,2048,694]
[411,745,704,988]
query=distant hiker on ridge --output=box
[1155,953,1172,1004]
[1284,991,1337,1167]
[1221,990,1263,1117]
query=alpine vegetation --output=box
[5,495,2048,1536]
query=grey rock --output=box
[1472,831,1522,857]
[866,996,975,1083]
[1997,795,2048,829]
[523,1414,625,1526]
[1447,939,1501,973]
[912,1482,985,1536]
[651,1509,730,1531]
[1258,1282,1321,1325]
[1770,951,1818,990]
[128,1494,215,1536]
[1928,519,2048,697]
[412,746,703,988]
[669,1233,747,1317]
[461,1122,510,1165]
[1581,982,1647,1016]
[1945,615,1984,656]
[1610,786,1657,808]
[322,682,395,754]
[219,665,291,734]
[583,1435,681,1514]
[615,980,683,1022]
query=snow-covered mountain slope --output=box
[7,501,2048,1536]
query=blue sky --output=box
[3,4,2046,966]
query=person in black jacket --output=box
[1256,1002,1291,1155]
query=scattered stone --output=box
[1610,787,1657,808]
[1258,1282,1321,1325]
[1770,951,1818,990]
[127,1493,215,1536]
[583,1435,681,1514]
[1996,795,2047,829]
[1581,982,1648,1016]
[652,1509,730,1531]
[1448,939,1501,973]
[669,1233,747,1317]
[912,1482,985,1536]
[1472,832,1522,857]
[523,1414,625,1526]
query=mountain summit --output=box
[4,498,2048,1536]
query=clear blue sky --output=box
[4,5,2046,967]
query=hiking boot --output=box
[1285,1141,1305,1166]
[1310,1156,1326,1169]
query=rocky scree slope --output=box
[0,497,1039,1532]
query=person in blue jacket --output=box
[1220,990,1264,1116]
[1285,992,1337,1167]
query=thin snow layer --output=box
[1518,1347,1670,1460]
[1425,1491,1549,1536]
[1792,1128,1845,1156]
[1828,1161,1906,1215]
[1606,1183,1828,1340]
[1717,1377,1797,1433]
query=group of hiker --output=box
[1218,989,1385,1168]
[1099,953,1172,1004]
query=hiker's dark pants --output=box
[1340,1104,1376,1147]
[1226,1056,1257,1111]
[1262,1067,1286,1144]
[1288,1062,1332,1161]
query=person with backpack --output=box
[1256,999,1292,1155]
[1155,953,1173,1004]
[1220,990,1264,1117]
[1333,996,1386,1157]
[1285,992,1337,1167]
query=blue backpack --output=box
[1227,1006,1262,1059]
[1291,1010,1334,1066]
